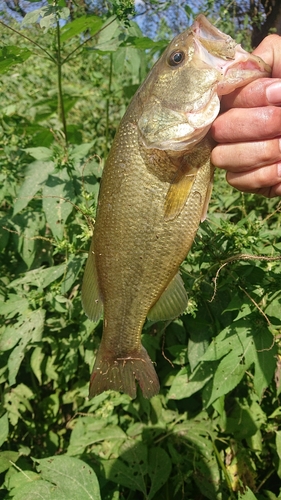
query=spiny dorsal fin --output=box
[164,166,198,221]
[81,238,103,322]
[147,272,188,322]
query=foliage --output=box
[0,2,281,499]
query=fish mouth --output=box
[191,14,271,95]
[138,14,271,153]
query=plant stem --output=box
[105,53,113,157]
[61,17,117,65]
[56,19,68,146]
[0,20,56,63]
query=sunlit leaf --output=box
[0,46,32,73]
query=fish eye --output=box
[168,50,185,67]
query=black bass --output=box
[82,15,270,399]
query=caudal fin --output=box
[89,345,160,399]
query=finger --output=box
[220,33,281,111]
[220,78,277,111]
[212,138,281,171]
[253,34,281,78]
[211,106,281,142]
[225,163,281,196]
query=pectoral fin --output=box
[164,167,197,221]
[147,272,188,322]
[81,239,103,322]
[201,171,214,222]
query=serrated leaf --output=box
[14,161,55,215]
[35,455,101,500]
[147,448,171,500]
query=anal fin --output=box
[147,272,188,322]
[81,238,103,322]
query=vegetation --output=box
[0,1,281,499]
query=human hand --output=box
[211,34,281,197]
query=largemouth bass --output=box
[82,15,270,399]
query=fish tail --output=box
[89,345,160,399]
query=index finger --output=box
[221,34,281,111]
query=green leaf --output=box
[147,448,172,500]
[12,480,55,500]
[200,321,251,362]
[8,263,67,291]
[35,455,101,500]
[168,363,214,400]
[67,420,126,456]
[238,487,258,499]
[0,451,19,474]
[60,16,103,43]
[0,413,9,447]
[21,8,44,26]
[60,255,85,294]
[0,46,32,74]
[5,309,45,385]
[204,331,254,407]
[103,442,147,494]
[252,327,277,399]
[30,346,45,385]
[0,294,29,319]
[42,169,75,240]
[24,147,53,161]
[121,36,166,50]
[13,161,55,215]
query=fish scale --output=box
[82,15,271,399]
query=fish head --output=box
[138,14,271,152]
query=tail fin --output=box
[89,345,160,399]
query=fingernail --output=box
[266,82,281,105]
[278,163,281,177]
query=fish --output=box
[82,14,271,399]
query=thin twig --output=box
[209,253,281,302]
[61,16,117,65]
[0,20,57,63]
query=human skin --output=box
[211,34,281,197]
